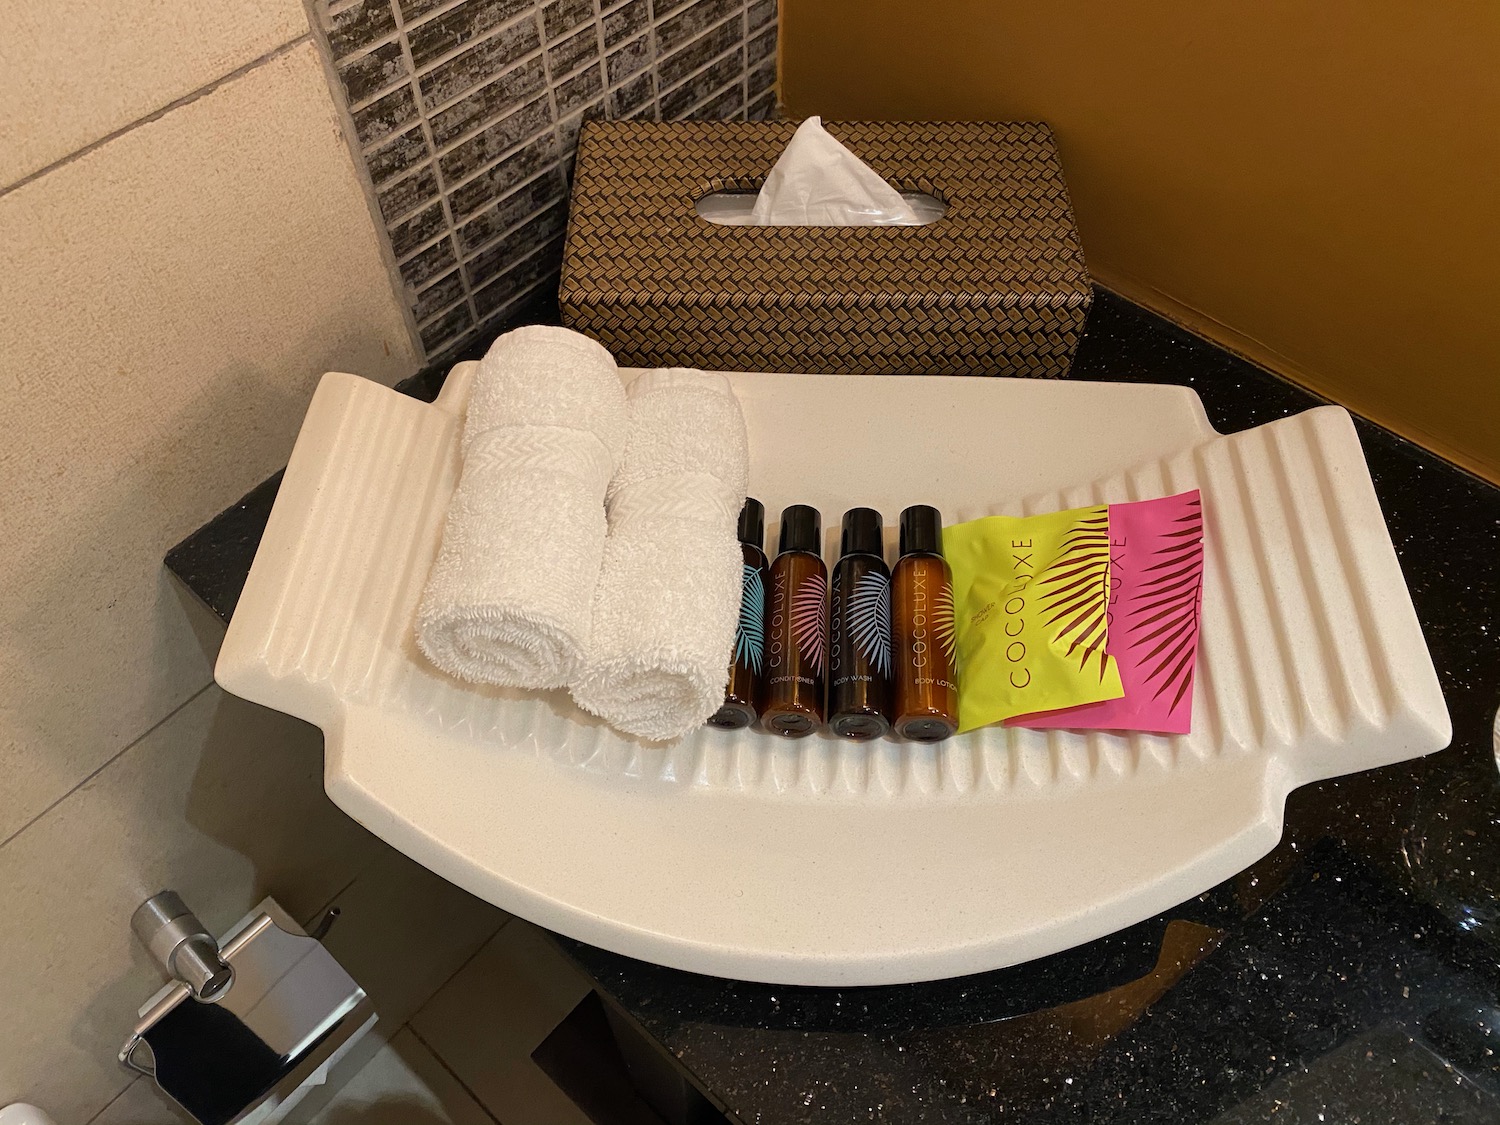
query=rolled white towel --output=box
[571,369,749,741]
[416,325,627,688]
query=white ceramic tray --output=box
[217,366,1450,986]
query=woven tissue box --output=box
[559,120,1092,377]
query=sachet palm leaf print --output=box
[734,564,766,673]
[944,503,1125,732]
[1009,490,1203,734]
[849,571,892,676]
[1036,506,1113,679]
[1127,493,1205,710]
[791,570,828,674]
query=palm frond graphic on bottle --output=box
[734,564,766,673]
[1128,493,1205,710]
[849,571,892,676]
[932,577,957,667]
[790,571,828,675]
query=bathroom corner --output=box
[7,0,1500,1123]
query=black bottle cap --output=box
[899,505,944,557]
[737,497,765,549]
[839,507,884,558]
[778,504,822,556]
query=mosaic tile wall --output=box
[315,0,778,359]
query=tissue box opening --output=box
[695,189,949,225]
[560,120,1092,378]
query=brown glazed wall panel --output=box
[778,0,1500,480]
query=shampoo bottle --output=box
[708,498,769,730]
[762,504,827,737]
[892,505,959,742]
[828,507,892,740]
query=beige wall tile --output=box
[0,0,308,187]
[87,1077,189,1124]
[306,1029,495,1125]
[0,687,384,1119]
[412,922,594,1125]
[317,847,509,1034]
[0,42,420,844]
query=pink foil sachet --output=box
[1010,491,1205,734]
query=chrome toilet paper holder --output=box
[121,893,374,1125]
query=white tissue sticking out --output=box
[747,116,923,226]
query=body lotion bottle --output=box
[828,507,892,740]
[762,504,826,737]
[892,505,959,742]
[708,498,769,730]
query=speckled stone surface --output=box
[168,289,1500,1124]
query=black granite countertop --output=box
[168,290,1500,1124]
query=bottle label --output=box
[768,567,787,671]
[849,570,892,676]
[790,571,827,675]
[904,567,956,677]
[733,563,765,673]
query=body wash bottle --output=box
[762,504,827,737]
[828,507,892,740]
[709,498,769,730]
[892,505,959,742]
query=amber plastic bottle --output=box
[828,507,892,740]
[891,505,959,742]
[762,504,827,737]
[709,498,769,730]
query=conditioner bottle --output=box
[762,504,827,737]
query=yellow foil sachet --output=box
[946,505,1125,732]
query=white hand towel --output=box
[571,369,749,741]
[416,325,627,688]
